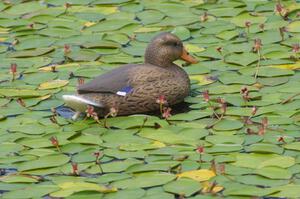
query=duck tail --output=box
[62,95,103,113]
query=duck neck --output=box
[144,46,174,67]
[145,58,174,68]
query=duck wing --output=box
[77,64,137,94]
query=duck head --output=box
[144,32,198,67]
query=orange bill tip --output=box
[181,48,198,64]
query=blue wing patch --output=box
[116,86,133,96]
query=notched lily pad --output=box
[225,52,258,66]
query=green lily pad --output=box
[17,154,70,171]
[0,89,49,98]
[231,12,267,27]
[218,72,256,85]
[0,174,39,183]
[239,67,295,77]
[223,183,277,197]
[284,142,300,151]
[287,20,300,32]
[235,174,289,187]
[138,129,197,146]
[258,156,295,169]
[245,143,284,154]
[171,26,191,40]
[163,178,201,197]
[225,52,258,66]
[1,185,59,199]
[169,110,212,121]
[136,10,165,25]
[255,166,292,179]
[7,48,54,58]
[206,135,244,144]
[213,119,244,131]
[50,182,117,198]
[103,188,145,199]
[112,172,176,189]
[271,185,300,198]
[126,161,180,173]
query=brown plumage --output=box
[63,32,198,117]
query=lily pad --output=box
[2,185,59,199]
[17,154,70,171]
[213,119,244,131]
[255,166,292,180]
[163,178,201,197]
[225,52,258,66]
[112,172,176,189]
[39,79,69,90]
[50,182,117,198]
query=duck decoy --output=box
[63,32,198,120]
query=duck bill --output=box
[180,48,198,64]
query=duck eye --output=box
[173,42,180,47]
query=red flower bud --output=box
[10,63,17,74]
[262,117,268,129]
[280,27,287,33]
[218,164,225,175]
[85,105,99,122]
[93,151,101,158]
[277,136,285,143]
[202,90,210,102]
[253,38,262,52]
[200,12,208,22]
[162,107,172,119]
[93,151,103,164]
[109,107,118,117]
[275,3,288,19]
[64,2,71,8]
[50,116,58,124]
[246,128,256,135]
[275,3,283,13]
[78,78,85,85]
[156,95,167,105]
[292,44,300,53]
[240,87,250,101]
[251,106,257,116]
[210,160,216,174]
[51,66,56,72]
[243,116,253,125]
[50,136,59,147]
[16,98,26,107]
[196,146,205,154]
[71,162,78,175]
[51,107,57,115]
[64,44,71,54]
[258,126,265,136]
[28,23,34,29]
[12,39,19,46]
[259,23,265,31]
[279,27,288,41]
[240,87,248,94]
[217,98,227,114]
[216,47,223,53]
[245,21,251,28]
